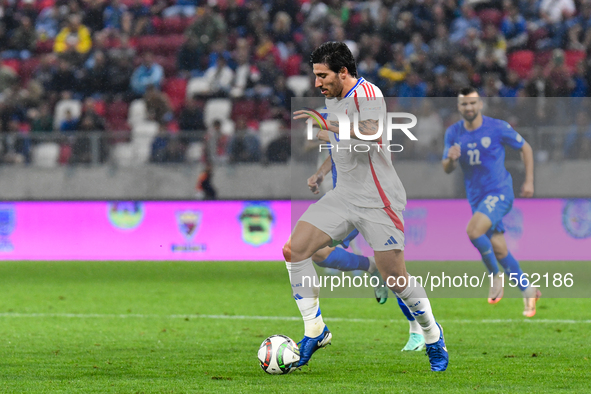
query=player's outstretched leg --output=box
[314,245,388,304]
[376,249,448,371]
[284,223,333,367]
[395,296,425,351]
[467,213,503,304]
[490,234,542,317]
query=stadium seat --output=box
[477,9,503,27]
[19,58,40,85]
[131,120,159,163]
[159,35,186,56]
[35,39,54,54]
[231,99,257,122]
[283,54,302,77]
[565,50,586,73]
[259,120,282,150]
[162,78,188,113]
[286,75,311,97]
[53,99,82,130]
[137,35,162,55]
[31,142,60,168]
[128,99,147,127]
[186,76,210,97]
[204,98,232,126]
[185,141,205,162]
[534,50,552,67]
[162,16,185,34]
[105,100,130,132]
[1,59,20,74]
[508,50,535,79]
[111,142,135,167]
[154,55,177,77]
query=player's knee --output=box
[282,240,292,262]
[466,224,481,240]
[492,243,508,260]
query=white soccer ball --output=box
[257,334,300,375]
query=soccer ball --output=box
[257,335,300,375]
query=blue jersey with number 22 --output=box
[442,116,525,207]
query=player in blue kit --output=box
[442,87,541,317]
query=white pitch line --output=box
[0,313,589,324]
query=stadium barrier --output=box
[0,199,589,261]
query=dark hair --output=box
[458,86,478,96]
[310,42,357,77]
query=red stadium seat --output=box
[162,78,187,113]
[565,50,586,73]
[283,54,302,77]
[231,99,257,122]
[534,50,552,67]
[159,35,185,56]
[35,39,54,54]
[162,16,185,35]
[508,50,534,79]
[137,35,162,54]
[154,55,177,77]
[477,9,503,27]
[1,59,20,74]
[105,100,130,132]
[19,57,40,84]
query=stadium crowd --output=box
[1,0,591,165]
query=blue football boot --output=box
[297,325,332,367]
[425,323,449,371]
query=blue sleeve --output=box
[442,127,456,160]
[499,121,525,150]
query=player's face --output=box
[457,93,482,122]
[313,63,344,98]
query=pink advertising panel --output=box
[0,199,589,261]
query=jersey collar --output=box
[344,77,365,98]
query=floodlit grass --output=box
[0,261,588,393]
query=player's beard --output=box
[462,110,479,122]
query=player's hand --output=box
[520,181,534,197]
[447,144,461,161]
[307,173,324,194]
[293,110,314,121]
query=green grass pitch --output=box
[0,261,589,393]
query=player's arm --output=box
[519,141,534,197]
[441,128,460,173]
[307,156,332,194]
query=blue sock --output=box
[396,295,415,322]
[498,252,526,291]
[316,247,370,271]
[470,235,500,275]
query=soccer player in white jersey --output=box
[284,42,448,371]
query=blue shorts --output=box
[472,189,514,238]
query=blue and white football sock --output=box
[470,235,500,275]
[396,295,422,334]
[498,252,527,291]
[394,276,438,344]
[316,247,371,272]
[286,257,325,338]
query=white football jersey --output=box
[324,77,406,210]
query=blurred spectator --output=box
[196,163,217,199]
[28,103,54,132]
[49,59,78,94]
[144,85,173,124]
[34,54,57,92]
[130,52,164,97]
[266,127,290,163]
[270,75,295,110]
[84,0,106,33]
[178,96,206,138]
[230,40,260,98]
[8,16,36,59]
[177,35,203,76]
[415,99,443,161]
[405,33,430,59]
[458,27,481,62]
[229,117,261,163]
[501,2,528,52]
[81,50,110,96]
[163,0,197,18]
[477,50,507,83]
[477,24,507,68]
[3,118,31,164]
[544,49,573,97]
[185,5,226,53]
[71,112,107,164]
[358,53,380,84]
[126,0,152,36]
[203,57,234,97]
[108,56,134,95]
[0,65,18,92]
[151,126,185,163]
[53,14,93,61]
[36,4,60,40]
[429,24,455,67]
[398,71,428,111]
[60,109,79,133]
[104,0,127,31]
[450,3,481,43]
[378,51,411,95]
